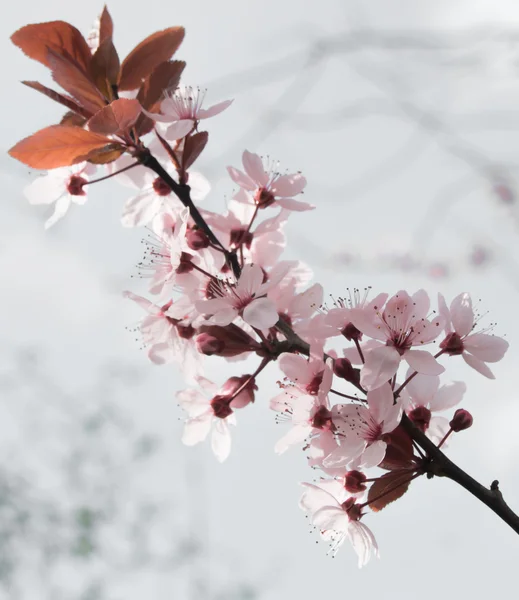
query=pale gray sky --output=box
[3,1,519,598]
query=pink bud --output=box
[450,408,473,432]
[333,358,360,386]
[186,229,210,250]
[344,470,367,493]
[196,333,225,355]
[196,324,260,357]
[220,375,257,409]
[408,406,431,432]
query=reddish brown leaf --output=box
[47,48,107,114]
[154,129,180,170]
[87,144,126,164]
[9,125,114,169]
[11,21,92,71]
[60,111,87,128]
[379,425,416,471]
[91,37,120,98]
[182,132,208,171]
[137,60,185,110]
[88,99,142,135]
[118,27,185,91]
[22,80,92,119]
[368,470,413,512]
[98,6,114,44]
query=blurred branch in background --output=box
[205,24,519,285]
[0,347,262,600]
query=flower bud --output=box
[344,470,367,493]
[186,228,210,250]
[220,375,257,409]
[450,408,473,432]
[333,358,361,386]
[196,333,225,355]
[408,405,431,432]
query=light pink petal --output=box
[275,197,315,211]
[195,376,219,395]
[429,381,466,412]
[182,411,213,445]
[299,482,341,514]
[227,166,256,191]
[411,289,430,320]
[275,424,311,454]
[405,349,445,376]
[366,383,394,423]
[196,297,231,315]
[165,119,194,140]
[348,521,379,568]
[349,309,387,342]
[211,307,239,326]
[405,371,440,405]
[121,193,163,228]
[290,284,323,319]
[279,353,311,384]
[450,292,474,337]
[242,150,268,186]
[141,105,175,123]
[148,342,173,364]
[437,293,452,333]
[427,416,450,444]
[322,443,360,469]
[463,333,509,363]
[211,418,232,462]
[198,98,233,119]
[366,293,389,312]
[271,173,307,197]
[238,263,264,296]
[342,340,383,365]
[44,195,71,229]
[123,291,161,315]
[24,172,65,205]
[416,316,445,344]
[357,440,387,469]
[313,506,349,532]
[187,171,211,201]
[243,297,279,329]
[463,352,495,379]
[360,346,401,390]
[177,388,209,413]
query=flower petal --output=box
[211,418,232,462]
[242,150,268,186]
[198,99,233,119]
[463,333,509,363]
[271,173,307,197]
[405,349,445,376]
[462,352,495,379]
[360,346,400,390]
[227,166,256,191]
[243,297,279,329]
[450,292,474,337]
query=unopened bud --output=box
[196,333,225,355]
[408,405,431,432]
[186,229,210,250]
[344,470,367,493]
[333,358,360,386]
[450,408,473,432]
[220,375,257,409]
[197,324,260,357]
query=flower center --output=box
[210,395,233,419]
[311,405,334,431]
[306,371,324,395]
[408,406,431,432]
[67,175,87,196]
[254,187,276,208]
[439,331,464,355]
[152,177,172,196]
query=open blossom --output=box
[177,377,238,462]
[24,162,96,229]
[270,358,333,454]
[124,291,202,380]
[438,293,509,379]
[196,263,279,330]
[227,150,313,211]
[402,370,465,443]
[325,383,402,469]
[145,85,233,139]
[350,290,445,390]
[300,481,378,567]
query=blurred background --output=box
[2,1,519,598]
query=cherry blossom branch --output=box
[401,414,519,535]
[137,148,242,278]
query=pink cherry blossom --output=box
[177,377,236,462]
[227,150,313,212]
[438,293,509,379]
[325,383,402,469]
[325,289,388,341]
[24,162,96,229]
[402,369,466,443]
[196,264,280,330]
[270,359,333,454]
[350,290,445,390]
[145,85,233,139]
[300,481,378,567]
[124,291,201,380]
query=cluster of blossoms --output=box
[9,8,510,567]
